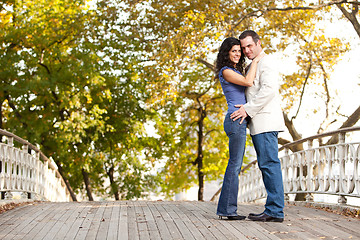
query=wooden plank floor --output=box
[0,201,359,240]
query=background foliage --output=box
[1,0,359,201]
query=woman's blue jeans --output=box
[252,131,284,218]
[217,113,247,216]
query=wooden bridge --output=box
[1,200,360,240]
[1,128,360,239]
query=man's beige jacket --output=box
[243,53,286,135]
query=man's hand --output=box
[230,105,248,124]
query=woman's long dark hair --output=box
[215,37,245,78]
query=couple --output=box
[216,30,285,222]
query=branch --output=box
[204,95,224,109]
[336,3,360,38]
[196,58,215,71]
[232,0,359,28]
[5,92,28,128]
[283,112,302,141]
[183,79,215,101]
[278,137,291,145]
[233,10,264,29]
[204,129,220,138]
[325,105,360,145]
[38,50,51,75]
[265,0,357,11]
[316,55,332,134]
[292,54,312,121]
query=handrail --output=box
[279,126,360,151]
[0,129,60,178]
[211,126,360,205]
[0,129,71,201]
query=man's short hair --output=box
[239,30,260,44]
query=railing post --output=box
[5,191,13,200]
[283,147,290,202]
[21,144,29,199]
[5,136,14,200]
[338,132,347,204]
[35,151,40,200]
[306,140,314,202]
[338,195,347,204]
[305,192,314,202]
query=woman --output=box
[216,37,263,220]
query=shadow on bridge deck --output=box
[0,200,359,240]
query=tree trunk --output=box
[82,168,94,201]
[56,162,78,201]
[283,112,304,152]
[325,105,360,145]
[0,99,3,130]
[198,162,204,201]
[107,165,120,200]
[0,100,3,144]
[196,107,205,201]
[283,113,306,200]
[294,193,307,201]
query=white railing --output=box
[0,129,71,202]
[211,126,360,206]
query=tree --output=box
[0,0,159,200]
[119,0,358,200]
[244,0,360,147]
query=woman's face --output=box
[228,45,241,65]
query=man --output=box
[230,30,285,222]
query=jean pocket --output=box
[224,116,247,136]
[224,117,233,136]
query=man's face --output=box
[240,36,262,60]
